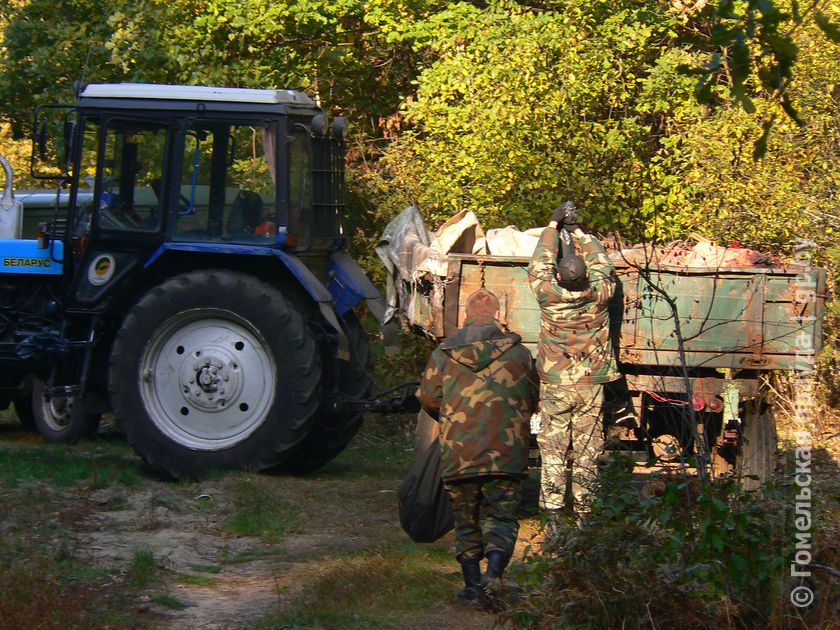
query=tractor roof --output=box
[77,83,319,115]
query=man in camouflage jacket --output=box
[416,289,537,606]
[528,203,620,513]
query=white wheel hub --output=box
[140,309,277,451]
[40,392,72,431]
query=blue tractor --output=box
[0,83,390,478]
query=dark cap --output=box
[556,255,588,284]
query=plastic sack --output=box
[397,441,454,543]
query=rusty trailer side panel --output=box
[434,255,825,372]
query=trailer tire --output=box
[281,312,371,473]
[30,380,101,443]
[109,270,320,479]
[737,402,777,491]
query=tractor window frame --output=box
[86,117,171,235]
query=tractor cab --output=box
[33,83,347,280]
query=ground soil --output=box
[0,414,543,629]
[4,405,837,630]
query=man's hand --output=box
[549,201,577,228]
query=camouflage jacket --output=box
[527,227,620,385]
[416,315,537,481]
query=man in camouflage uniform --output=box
[416,289,537,606]
[528,203,620,514]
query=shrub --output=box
[508,460,809,629]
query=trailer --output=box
[378,208,827,484]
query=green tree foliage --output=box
[0,0,446,138]
[0,0,837,255]
[0,0,120,136]
[360,1,704,235]
[685,0,840,144]
[360,0,838,255]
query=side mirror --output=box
[31,105,76,180]
[62,120,75,170]
[311,113,327,137]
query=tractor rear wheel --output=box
[281,312,371,473]
[109,270,320,479]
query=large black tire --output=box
[109,270,321,479]
[29,380,100,443]
[281,312,372,473]
[737,402,777,490]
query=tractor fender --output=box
[328,250,380,314]
[144,243,349,358]
[328,251,399,354]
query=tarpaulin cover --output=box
[375,206,543,326]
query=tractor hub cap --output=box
[140,310,277,451]
[180,351,243,411]
[41,394,72,431]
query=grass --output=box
[311,443,415,480]
[151,594,188,610]
[188,564,223,574]
[0,411,485,629]
[176,573,216,586]
[0,412,457,630]
[0,443,143,488]
[129,549,157,588]
[0,556,96,630]
[263,546,459,630]
[222,481,299,543]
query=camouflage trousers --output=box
[443,476,522,561]
[537,382,604,511]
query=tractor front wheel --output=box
[30,380,101,443]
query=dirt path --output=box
[52,433,523,629]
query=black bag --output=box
[397,441,454,543]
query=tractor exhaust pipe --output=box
[0,155,23,239]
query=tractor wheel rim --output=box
[139,309,277,451]
[40,394,71,431]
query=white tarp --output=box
[375,207,542,326]
[484,225,544,257]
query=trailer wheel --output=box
[737,402,777,490]
[109,270,321,479]
[281,312,371,473]
[30,380,101,443]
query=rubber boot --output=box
[456,557,483,604]
[480,550,511,610]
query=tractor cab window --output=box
[98,122,166,232]
[173,122,277,243]
[288,126,311,246]
[72,119,166,236]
